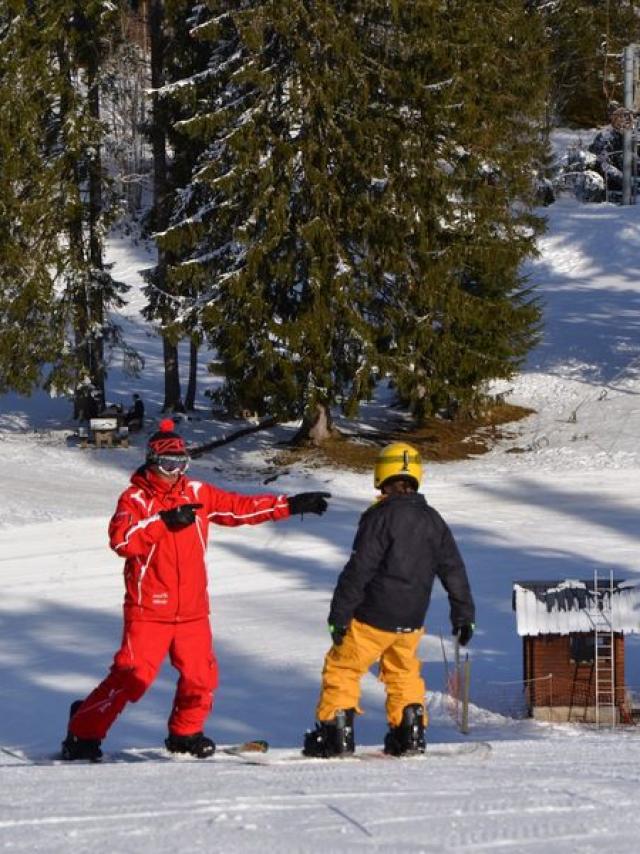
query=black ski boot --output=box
[61,700,103,762]
[384,704,426,756]
[303,709,355,757]
[165,731,216,758]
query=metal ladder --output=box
[589,570,616,727]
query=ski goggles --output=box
[155,454,190,475]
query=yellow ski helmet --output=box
[374,442,422,490]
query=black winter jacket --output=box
[328,493,475,632]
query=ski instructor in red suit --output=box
[61,418,330,760]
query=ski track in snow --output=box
[3,736,640,851]
[2,196,640,850]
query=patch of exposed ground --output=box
[273,403,533,473]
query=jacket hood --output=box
[372,491,428,513]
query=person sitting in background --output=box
[124,393,145,431]
[86,386,104,420]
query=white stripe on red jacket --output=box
[109,467,290,622]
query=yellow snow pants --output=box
[315,618,427,727]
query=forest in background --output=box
[0,1,638,441]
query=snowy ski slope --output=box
[2,196,640,851]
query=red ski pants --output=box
[70,617,218,740]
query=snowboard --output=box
[219,741,492,766]
[0,740,270,767]
[1,740,491,767]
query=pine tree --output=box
[55,1,130,417]
[534,0,640,126]
[375,0,548,420]
[0,5,66,393]
[157,1,548,430]
[0,2,130,413]
[160,1,389,433]
[140,0,546,434]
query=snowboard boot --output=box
[303,708,355,758]
[165,731,216,758]
[384,703,426,756]
[61,699,103,762]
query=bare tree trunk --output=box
[162,338,183,412]
[184,338,198,410]
[292,402,335,446]
[149,0,182,411]
[87,46,105,405]
[111,4,150,218]
[57,38,101,420]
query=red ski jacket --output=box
[109,466,290,622]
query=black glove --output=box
[288,492,331,516]
[329,624,347,646]
[160,503,203,528]
[453,623,475,647]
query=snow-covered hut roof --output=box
[513,580,640,636]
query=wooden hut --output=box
[512,578,640,724]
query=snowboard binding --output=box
[165,731,216,758]
[61,699,103,762]
[303,708,355,758]
[384,703,426,756]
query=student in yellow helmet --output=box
[303,442,475,758]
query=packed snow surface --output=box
[2,196,640,852]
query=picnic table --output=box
[78,414,129,449]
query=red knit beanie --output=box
[147,418,187,458]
